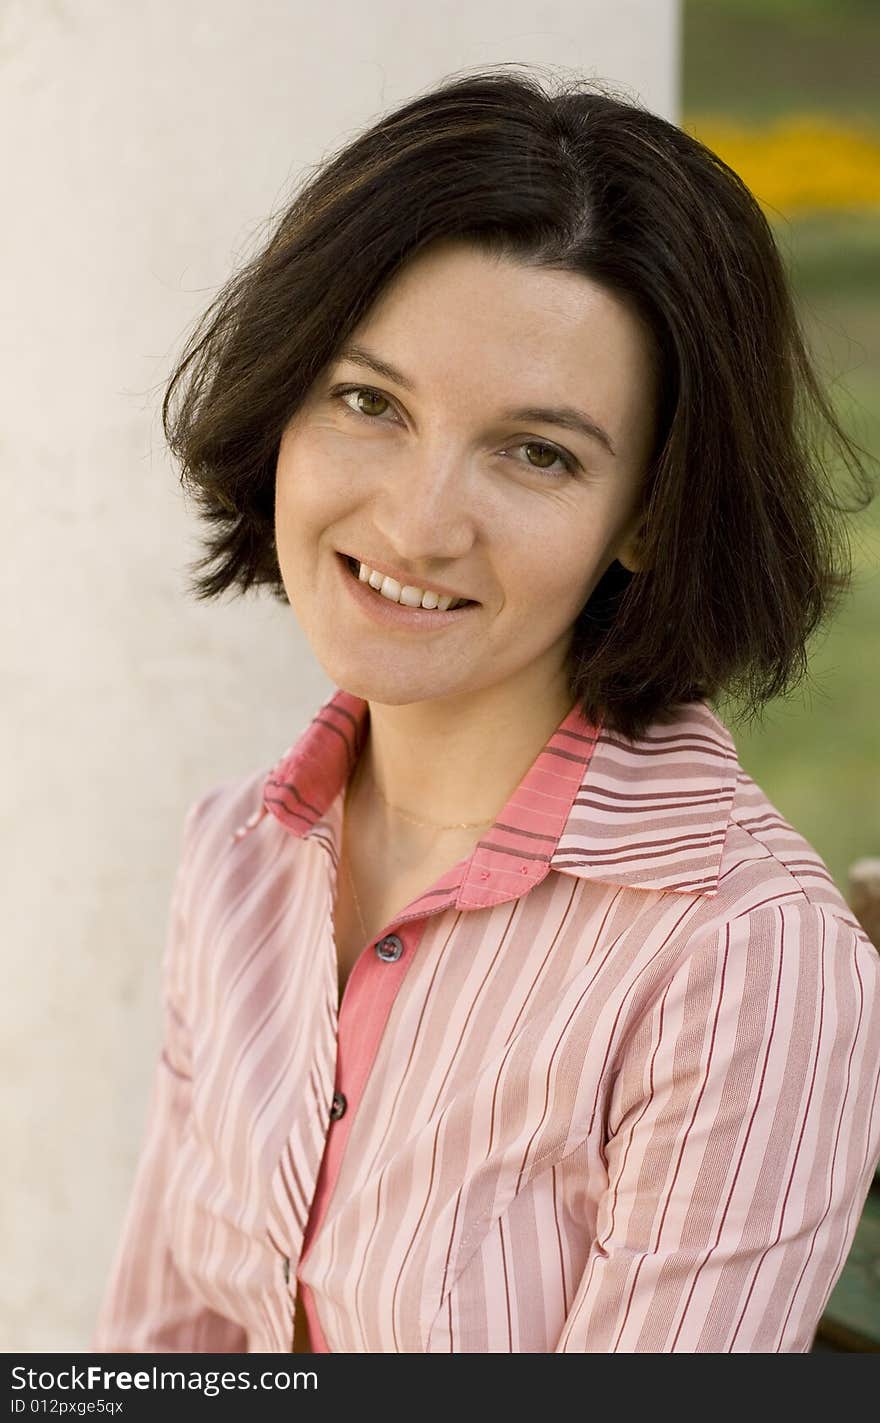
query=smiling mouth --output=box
[342,554,477,611]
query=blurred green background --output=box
[684,0,880,896]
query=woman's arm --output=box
[90,801,248,1353]
[555,902,880,1352]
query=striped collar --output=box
[241,686,739,909]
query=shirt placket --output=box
[293,906,434,1351]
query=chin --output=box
[312,648,464,707]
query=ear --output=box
[615,516,647,574]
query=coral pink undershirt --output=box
[295,917,432,1352]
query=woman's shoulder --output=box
[176,734,340,889]
[182,690,361,858]
[593,707,878,1068]
[719,755,864,938]
[178,762,276,870]
[581,696,869,950]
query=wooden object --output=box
[813,858,880,1351]
[848,858,880,953]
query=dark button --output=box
[330,1090,347,1121]
[375,934,404,962]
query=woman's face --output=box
[274,239,658,711]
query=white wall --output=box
[0,0,680,1351]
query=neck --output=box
[348,665,577,839]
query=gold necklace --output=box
[340,758,496,942]
[367,771,497,831]
[341,769,369,945]
[342,847,368,942]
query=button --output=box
[375,934,404,962]
[330,1090,347,1121]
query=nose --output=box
[370,443,478,566]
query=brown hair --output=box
[162,64,876,742]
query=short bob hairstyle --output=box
[163,64,875,743]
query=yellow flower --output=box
[683,114,880,215]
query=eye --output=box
[332,384,579,477]
[504,440,579,477]
[334,385,397,421]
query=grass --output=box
[683,0,879,123]
[716,261,880,893]
[684,3,880,894]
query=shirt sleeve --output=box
[90,799,248,1353]
[555,901,880,1353]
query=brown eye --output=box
[339,386,392,419]
[512,440,577,476]
[523,442,560,470]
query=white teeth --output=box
[351,559,466,611]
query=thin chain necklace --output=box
[366,764,497,831]
[343,853,368,942]
[340,757,497,941]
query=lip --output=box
[338,550,475,605]
[334,552,479,630]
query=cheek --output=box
[511,526,607,618]
[286,416,377,484]
[275,435,347,531]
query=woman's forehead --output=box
[342,245,659,453]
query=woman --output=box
[92,66,880,1353]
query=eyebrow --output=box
[334,341,617,459]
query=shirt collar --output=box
[244,686,738,904]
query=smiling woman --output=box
[92,64,880,1355]
[273,240,655,725]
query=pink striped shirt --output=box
[92,687,880,1353]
